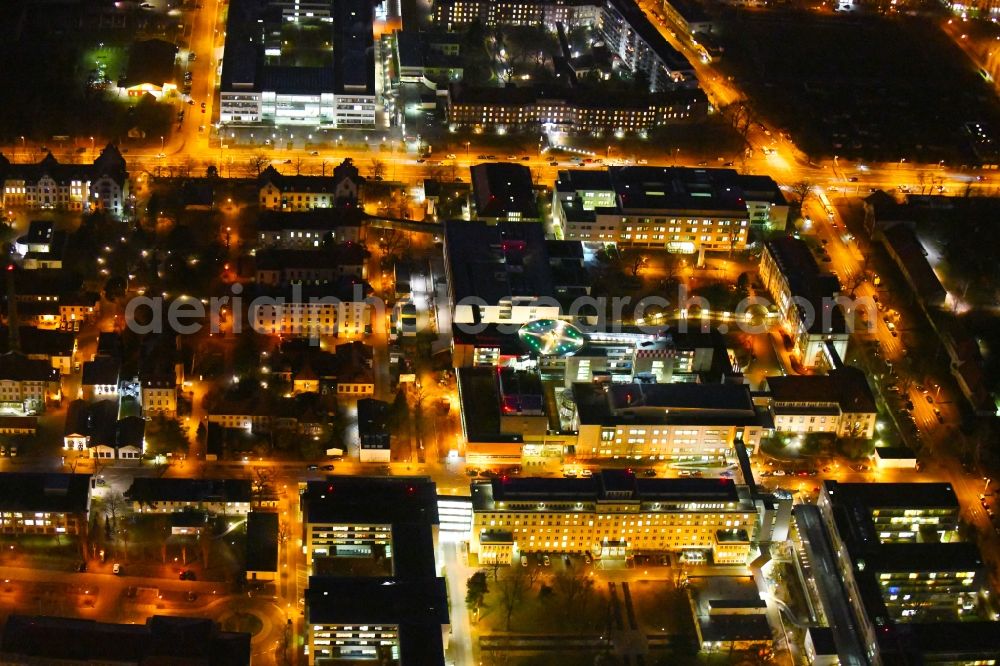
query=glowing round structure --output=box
[518,319,586,357]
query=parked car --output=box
[521,555,528,567]
[112,563,122,575]
[543,555,551,567]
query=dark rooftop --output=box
[472,471,742,509]
[1,614,250,666]
[470,163,538,220]
[822,480,959,510]
[0,473,91,514]
[125,478,252,505]
[123,39,177,88]
[767,365,877,414]
[300,476,439,527]
[245,512,279,573]
[444,221,555,305]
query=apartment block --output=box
[554,166,787,257]
[570,382,771,462]
[470,470,758,564]
[759,236,850,368]
[0,472,92,536]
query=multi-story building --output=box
[570,381,771,462]
[600,0,697,91]
[255,209,365,248]
[0,351,61,413]
[765,363,877,439]
[813,481,1000,665]
[0,615,250,666]
[759,236,850,368]
[257,159,363,210]
[0,472,92,536]
[125,478,252,515]
[470,470,758,564]
[248,282,372,338]
[447,85,708,134]
[554,166,787,257]
[393,31,464,85]
[81,356,120,400]
[661,0,715,34]
[300,477,449,665]
[219,0,376,129]
[139,375,177,416]
[254,245,366,286]
[0,145,128,217]
[433,0,602,28]
[470,163,539,223]
[443,221,590,325]
[5,326,77,375]
[358,398,391,462]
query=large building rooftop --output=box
[443,221,555,305]
[0,473,91,514]
[472,470,743,510]
[0,615,250,666]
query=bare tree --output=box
[378,227,410,258]
[369,158,387,180]
[789,180,814,207]
[105,492,126,525]
[293,157,305,175]
[247,152,271,177]
[725,101,755,148]
[630,254,647,277]
[496,566,530,631]
[552,567,595,618]
[178,156,195,178]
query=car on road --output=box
[179,570,196,580]
[543,555,551,566]
[925,395,934,404]
[563,470,577,478]
[579,469,593,477]
[112,563,122,575]
[772,470,786,476]
[307,464,319,470]
[415,158,425,163]
[642,468,657,477]
[310,150,319,156]
[848,176,859,182]
[446,153,456,159]
[77,561,87,572]
[466,468,479,477]
[549,161,558,166]
[521,555,528,567]
[321,464,335,471]
[723,161,733,166]
[585,552,593,564]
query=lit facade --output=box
[447,88,709,133]
[554,167,787,255]
[570,382,771,462]
[470,472,758,564]
[0,146,129,217]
